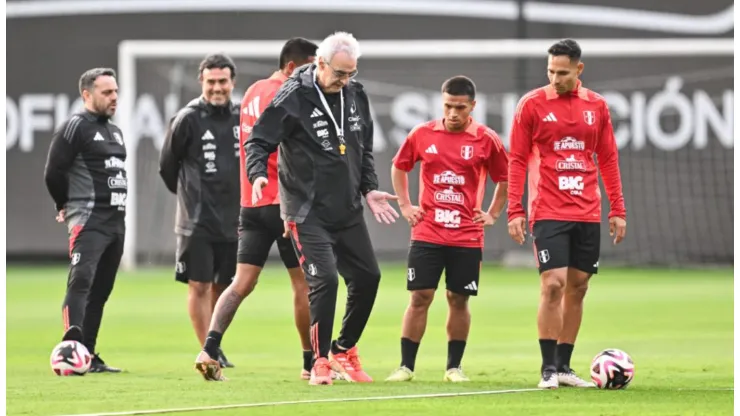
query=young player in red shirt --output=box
[507,39,627,389]
[386,76,509,382]
[194,38,318,382]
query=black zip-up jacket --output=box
[159,97,241,241]
[44,109,128,234]
[246,64,379,226]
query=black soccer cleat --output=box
[62,325,84,343]
[218,348,234,368]
[88,353,122,373]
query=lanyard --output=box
[313,69,346,155]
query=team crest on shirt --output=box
[460,145,474,160]
[583,110,596,126]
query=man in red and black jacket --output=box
[507,39,627,389]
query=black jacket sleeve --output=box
[159,112,191,194]
[360,94,379,196]
[44,119,81,211]
[246,103,289,184]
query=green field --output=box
[6,264,733,416]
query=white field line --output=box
[55,387,545,416]
[52,386,734,416]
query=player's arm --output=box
[484,130,510,222]
[391,129,424,226]
[595,101,627,244]
[506,97,534,244]
[44,118,82,212]
[158,112,191,194]
[359,93,379,197]
[245,101,289,196]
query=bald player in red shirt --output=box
[195,38,319,382]
[507,39,627,389]
[386,76,509,383]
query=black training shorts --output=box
[237,205,300,269]
[406,241,483,296]
[532,220,600,275]
[175,235,236,285]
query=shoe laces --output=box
[315,359,332,375]
[346,348,363,371]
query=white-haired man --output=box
[246,31,399,386]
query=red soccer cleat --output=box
[309,357,333,385]
[329,346,373,383]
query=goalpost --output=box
[116,38,733,271]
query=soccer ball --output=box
[590,348,635,389]
[50,340,92,376]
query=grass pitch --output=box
[6,264,733,415]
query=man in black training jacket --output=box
[246,31,399,386]
[44,67,126,373]
[159,54,241,368]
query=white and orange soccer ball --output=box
[590,348,635,389]
[50,340,92,376]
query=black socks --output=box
[203,331,223,360]
[303,350,313,371]
[557,343,575,371]
[400,338,420,371]
[539,339,557,372]
[447,340,467,370]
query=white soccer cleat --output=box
[443,367,470,383]
[385,366,415,382]
[538,369,559,389]
[558,368,596,387]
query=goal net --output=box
[117,39,734,270]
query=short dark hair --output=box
[441,75,476,100]
[279,37,318,69]
[79,68,116,95]
[548,39,582,61]
[198,53,237,79]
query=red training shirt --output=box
[393,118,509,248]
[239,71,287,208]
[507,81,626,229]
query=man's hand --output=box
[609,216,626,245]
[365,190,400,225]
[473,208,495,227]
[507,217,526,245]
[55,209,65,223]
[251,177,269,205]
[400,204,425,227]
[282,220,291,239]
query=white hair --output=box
[316,31,362,62]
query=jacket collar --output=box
[269,70,289,82]
[81,108,110,123]
[195,96,236,115]
[544,79,590,101]
[433,118,479,136]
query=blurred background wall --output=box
[6,0,734,268]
